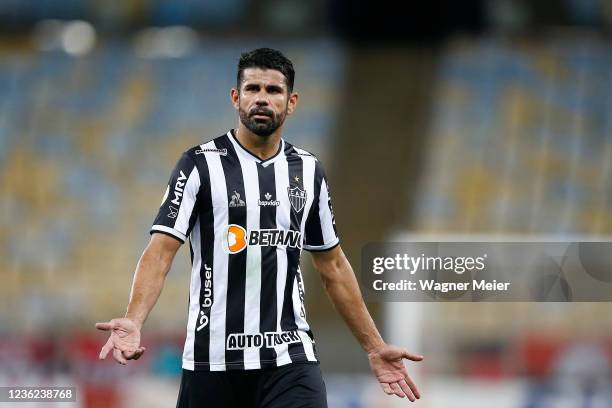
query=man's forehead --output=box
[240,68,287,87]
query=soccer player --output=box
[96,48,422,407]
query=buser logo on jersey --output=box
[195,263,213,331]
[222,225,302,254]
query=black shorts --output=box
[176,362,328,408]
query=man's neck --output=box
[234,125,282,161]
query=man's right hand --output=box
[95,318,146,365]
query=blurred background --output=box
[2,0,612,406]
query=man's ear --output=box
[287,92,299,115]
[230,88,239,109]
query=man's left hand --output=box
[367,344,423,402]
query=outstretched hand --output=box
[95,318,146,365]
[368,344,423,402]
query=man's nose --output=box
[255,91,269,105]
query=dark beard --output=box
[239,105,286,137]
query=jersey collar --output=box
[227,129,285,167]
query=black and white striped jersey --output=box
[150,130,339,371]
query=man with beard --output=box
[95,48,423,407]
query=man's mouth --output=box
[251,110,273,119]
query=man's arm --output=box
[96,233,181,364]
[124,233,182,328]
[310,245,384,352]
[310,245,423,402]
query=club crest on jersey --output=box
[287,186,307,212]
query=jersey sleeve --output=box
[303,161,340,252]
[150,151,201,243]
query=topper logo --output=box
[171,170,188,206]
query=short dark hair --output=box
[237,48,295,93]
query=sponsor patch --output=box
[226,330,305,350]
[258,192,280,207]
[196,263,213,331]
[195,147,227,156]
[167,205,179,219]
[222,225,302,254]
